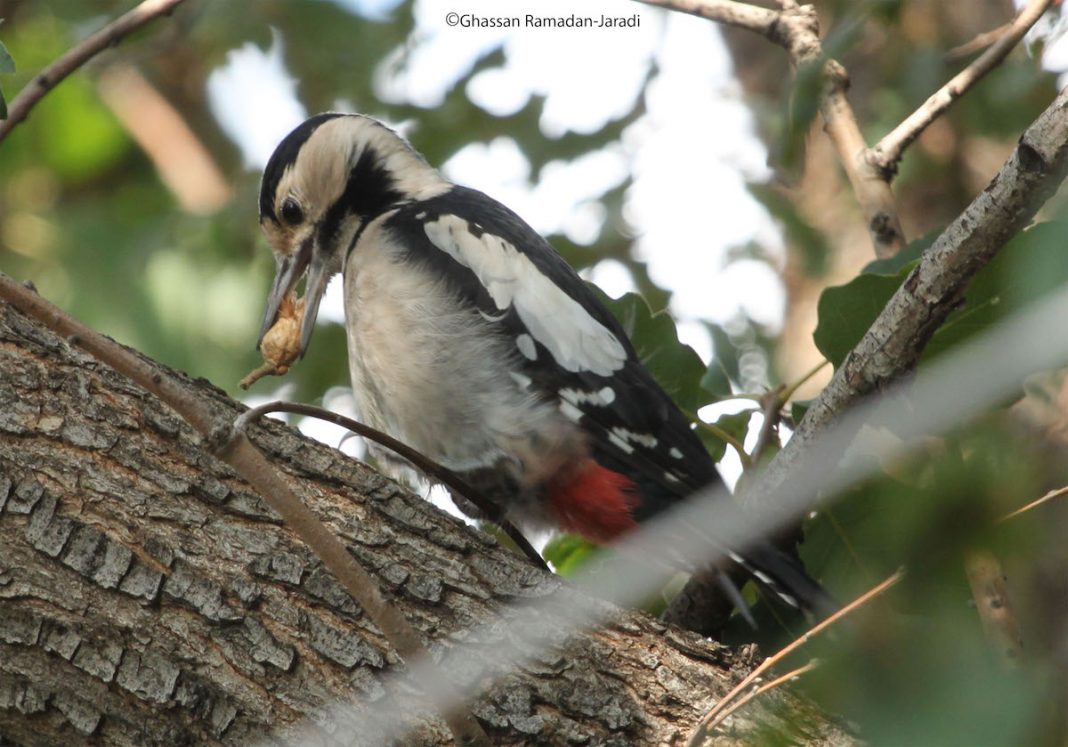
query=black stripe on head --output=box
[316,145,406,247]
[259,113,346,223]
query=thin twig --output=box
[687,409,752,469]
[687,570,902,746]
[234,400,549,571]
[634,0,905,257]
[749,386,785,468]
[0,0,187,144]
[998,484,1068,522]
[964,550,1024,668]
[690,660,819,744]
[871,0,1055,176]
[0,273,492,747]
[779,359,830,406]
[945,21,1014,63]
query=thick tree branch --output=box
[756,85,1068,504]
[0,294,857,745]
[870,0,1055,177]
[0,275,491,747]
[237,401,549,571]
[0,0,187,145]
[634,0,905,256]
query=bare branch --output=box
[999,484,1068,522]
[757,85,1068,505]
[634,0,906,256]
[633,0,778,34]
[0,0,187,145]
[0,274,492,747]
[690,660,819,745]
[687,571,903,746]
[945,21,1015,63]
[870,0,1055,177]
[964,550,1024,668]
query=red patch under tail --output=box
[547,459,639,543]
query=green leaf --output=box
[812,232,936,368]
[699,360,732,401]
[789,399,811,426]
[813,268,912,367]
[596,289,712,412]
[861,230,936,275]
[696,409,755,462]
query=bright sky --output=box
[206,0,790,487]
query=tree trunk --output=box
[0,300,853,746]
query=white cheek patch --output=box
[669,447,684,460]
[424,215,627,376]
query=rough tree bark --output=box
[0,302,854,745]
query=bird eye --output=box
[280,197,303,225]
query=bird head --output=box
[257,112,446,357]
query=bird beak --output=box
[258,235,331,358]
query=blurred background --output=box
[3,0,1068,743]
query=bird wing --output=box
[382,186,720,519]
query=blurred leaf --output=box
[0,36,13,73]
[923,222,1068,360]
[700,359,733,400]
[706,323,742,387]
[0,29,13,120]
[542,534,601,577]
[750,183,829,276]
[775,58,821,175]
[596,289,712,412]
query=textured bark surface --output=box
[0,301,853,746]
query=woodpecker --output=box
[257,112,830,614]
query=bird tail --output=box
[730,542,837,617]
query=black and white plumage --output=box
[257,112,831,614]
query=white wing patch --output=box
[611,427,658,449]
[424,215,627,376]
[559,401,584,422]
[516,334,537,361]
[560,387,616,408]
[607,431,635,454]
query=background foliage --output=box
[2,1,1068,744]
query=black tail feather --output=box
[731,542,837,618]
